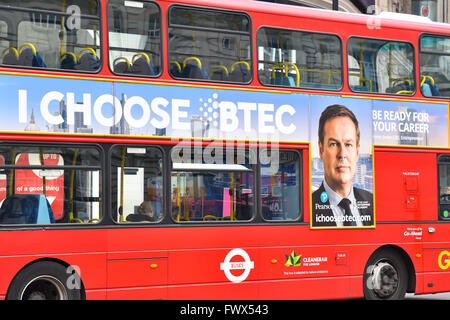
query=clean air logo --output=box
[220,248,254,283]
[320,192,328,203]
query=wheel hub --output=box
[369,261,399,299]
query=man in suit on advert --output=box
[311,104,373,228]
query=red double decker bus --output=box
[0,0,449,300]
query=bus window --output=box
[168,6,251,83]
[0,145,101,225]
[257,27,342,90]
[420,35,450,98]
[171,147,254,222]
[0,0,101,72]
[111,146,163,223]
[107,0,161,77]
[438,155,450,220]
[261,150,301,221]
[347,37,415,95]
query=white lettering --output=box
[237,102,256,132]
[18,89,28,123]
[66,92,92,125]
[150,97,170,129]
[93,94,122,127]
[275,104,296,134]
[258,103,274,133]
[172,99,190,130]
[123,95,150,128]
[220,101,238,132]
[40,91,64,125]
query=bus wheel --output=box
[363,248,408,300]
[6,261,82,300]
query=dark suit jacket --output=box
[311,182,373,227]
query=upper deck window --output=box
[420,35,450,98]
[168,6,252,83]
[257,27,342,90]
[107,0,161,77]
[0,0,101,72]
[347,37,415,95]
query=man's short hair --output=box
[318,104,360,145]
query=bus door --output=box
[422,155,450,293]
[168,162,259,299]
[107,146,167,299]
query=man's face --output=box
[319,116,360,196]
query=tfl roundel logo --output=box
[220,248,254,283]
[320,192,329,203]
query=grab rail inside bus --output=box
[210,65,229,80]
[421,75,435,86]
[60,52,77,64]
[349,72,373,92]
[9,147,16,197]
[119,147,126,223]
[69,149,83,223]
[203,215,218,221]
[2,46,19,65]
[183,56,202,69]
[271,62,299,87]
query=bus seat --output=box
[113,57,131,74]
[0,194,55,224]
[75,48,100,71]
[271,75,296,87]
[352,85,370,92]
[386,81,412,94]
[18,43,46,68]
[169,61,182,77]
[421,76,440,97]
[60,52,77,70]
[131,52,156,75]
[181,57,208,80]
[210,65,229,81]
[2,47,19,65]
[229,61,251,83]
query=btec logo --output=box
[320,192,328,203]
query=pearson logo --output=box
[320,191,328,203]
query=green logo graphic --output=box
[285,250,302,267]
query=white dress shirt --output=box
[322,179,363,227]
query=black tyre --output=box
[6,261,82,300]
[363,248,408,300]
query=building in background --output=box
[376,0,449,23]
[257,0,449,23]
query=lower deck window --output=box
[111,145,163,223]
[438,155,450,220]
[0,145,101,225]
[261,150,301,221]
[171,169,254,222]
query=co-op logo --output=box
[220,248,254,283]
[438,250,450,270]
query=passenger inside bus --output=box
[126,201,156,222]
